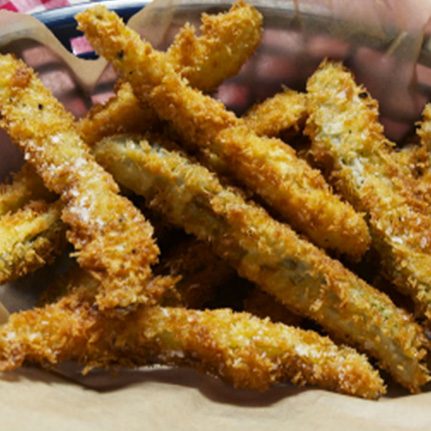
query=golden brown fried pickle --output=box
[418,104,431,153]
[0,54,167,310]
[0,0,262,285]
[92,134,428,391]
[0,164,53,216]
[0,274,385,399]
[156,237,235,308]
[166,0,262,92]
[243,89,307,137]
[306,61,431,321]
[78,82,159,146]
[391,142,431,212]
[243,289,302,326]
[392,144,430,179]
[77,0,262,145]
[0,201,65,283]
[414,105,431,204]
[0,166,63,284]
[77,5,370,260]
[38,237,228,309]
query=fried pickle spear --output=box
[0,0,260,282]
[414,105,431,203]
[77,6,370,260]
[92,134,429,391]
[0,164,53,216]
[392,144,429,179]
[0,274,385,399]
[0,201,65,283]
[38,238,227,309]
[0,166,63,283]
[77,82,158,146]
[77,0,262,145]
[305,61,431,321]
[0,54,167,310]
[418,104,431,153]
[166,0,262,93]
[243,89,307,137]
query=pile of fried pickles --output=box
[1,0,431,399]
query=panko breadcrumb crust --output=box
[0,275,385,399]
[0,0,429,400]
[416,104,431,204]
[0,54,165,310]
[77,0,263,145]
[93,134,429,391]
[306,61,431,321]
[243,89,307,137]
[0,0,263,285]
[76,5,371,260]
[0,164,53,216]
[0,201,65,283]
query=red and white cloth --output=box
[0,0,87,14]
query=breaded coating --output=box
[166,0,262,92]
[38,238,227,309]
[415,105,431,204]
[243,89,307,137]
[156,238,235,308]
[305,61,431,321]
[418,104,431,153]
[0,201,65,283]
[92,134,429,391]
[0,279,385,399]
[76,6,371,260]
[77,82,158,146]
[77,0,262,145]
[0,164,53,216]
[0,54,165,310]
[391,143,431,210]
[392,144,430,179]
[243,289,302,326]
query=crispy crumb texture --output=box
[78,0,262,145]
[78,81,158,146]
[0,275,385,399]
[0,54,166,310]
[0,201,65,283]
[76,5,371,260]
[166,0,262,92]
[243,89,307,137]
[93,134,429,391]
[306,61,431,321]
[0,164,53,216]
[414,104,431,204]
[0,0,429,400]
